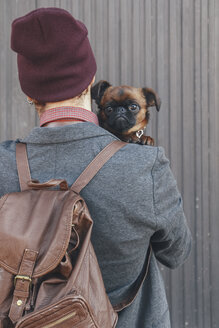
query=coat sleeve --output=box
[150,147,192,269]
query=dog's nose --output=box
[116,106,126,114]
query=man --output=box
[0,8,192,327]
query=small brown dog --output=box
[91,80,161,145]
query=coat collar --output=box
[39,107,99,126]
[19,122,115,144]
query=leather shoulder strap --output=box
[70,140,126,193]
[113,245,152,312]
[16,143,31,191]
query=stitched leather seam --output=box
[0,193,9,211]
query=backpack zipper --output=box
[42,311,77,328]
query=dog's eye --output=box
[105,106,113,115]
[128,104,139,111]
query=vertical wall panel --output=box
[143,0,153,139]
[107,0,120,85]
[194,0,204,327]
[144,0,152,87]
[201,2,212,327]
[120,0,132,85]
[156,0,170,154]
[0,0,37,141]
[209,1,219,327]
[0,0,10,141]
[168,2,184,326]
[181,3,196,328]
[132,0,141,86]
[0,1,218,327]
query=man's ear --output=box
[91,80,111,106]
[142,88,161,111]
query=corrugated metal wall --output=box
[0,1,218,327]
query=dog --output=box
[91,80,161,145]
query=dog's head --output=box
[91,80,161,136]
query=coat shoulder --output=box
[0,140,18,196]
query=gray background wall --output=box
[0,0,218,327]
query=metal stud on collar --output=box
[26,98,33,105]
[136,130,144,139]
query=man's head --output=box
[11,8,96,104]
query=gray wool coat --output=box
[0,122,192,328]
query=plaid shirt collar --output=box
[40,106,99,127]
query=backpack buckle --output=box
[14,275,32,286]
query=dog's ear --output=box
[142,88,161,112]
[91,80,111,106]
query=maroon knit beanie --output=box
[11,8,97,102]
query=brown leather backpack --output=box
[0,140,151,328]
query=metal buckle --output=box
[14,275,32,286]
